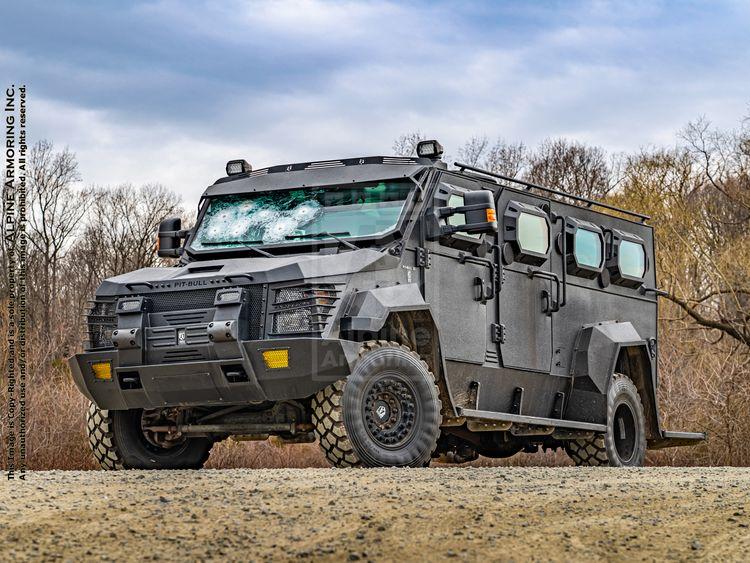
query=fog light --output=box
[262,349,289,369]
[91,361,112,380]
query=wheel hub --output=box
[363,377,417,448]
[141,409,186,450]
[613,403,637,463]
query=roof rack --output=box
[454,162,650,223]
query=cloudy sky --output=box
[2,0,749,206]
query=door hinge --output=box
[416,247,431,269]
[491,323,506,344]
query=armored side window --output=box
[574,228,602,268]
[565,218,604,279]
[503,201,550,266]
[607,229,648,287]
[518,213,549,254]
[619,240,646,278]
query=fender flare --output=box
[339,284,459,416]
[339,284,430,333]
[567,321,661,436]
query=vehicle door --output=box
[424,175,494,364]
[495,191,554,372]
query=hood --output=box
[96,248,399,297]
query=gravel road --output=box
[2,467,749,561]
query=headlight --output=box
[271,285,339,335]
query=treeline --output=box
[1,112,748,469]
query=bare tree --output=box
[526,138,612,199]
[619,133,750,349]
[26,140,88,333]
[456,136,527,177]
[77,183,184,281]
[456,136,489,167]
[483,140,527,178]
[392,131,426,156]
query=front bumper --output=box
[69,338,360,411]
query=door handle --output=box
[473,276,494,303]
[527,268,561,315]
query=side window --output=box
[619,240,646,278]
[518,213,550,255]
[607,229,648,288]
[503,201,550,266]
[566,218,604,279]
[574,228,603,269]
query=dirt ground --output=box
[1,467,749,561]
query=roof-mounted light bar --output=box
[226,159,252,176]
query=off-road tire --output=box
[311,340,442,468]
[86,402,212,470]
[565,374,647,467]
[87,403,124,470]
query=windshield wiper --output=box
[201,241,274,258]
[285,231,359,250]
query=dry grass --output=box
[205,440,328,470]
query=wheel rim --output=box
[613,402,637,463]
[362,374,419,449]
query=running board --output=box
[648,430,707,450]
[456,408,607,433]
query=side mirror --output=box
[438,190,498,237]
[157,217,185,258]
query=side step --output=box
[647,430,707,450]
[456,408,607,433]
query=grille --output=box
[147,289,217,312]
[86,300,117,349]
[246,285,264,340]
[145,286,265,340]
[163,349,206,363]
[86,286,266,351]
[159,310,213,326]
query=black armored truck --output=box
[70,140,704,469]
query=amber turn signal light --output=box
[91,361,112,380]
[262,349,289,369]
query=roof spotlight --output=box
[416,139,444,160]
[226,159,252,176]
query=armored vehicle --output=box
[71,140,704,469]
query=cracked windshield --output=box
[191,179,414,250]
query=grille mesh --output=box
[86,300,117,349]
[270,285,338,335]
[246,286,264,340]
[147,289,217,312]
